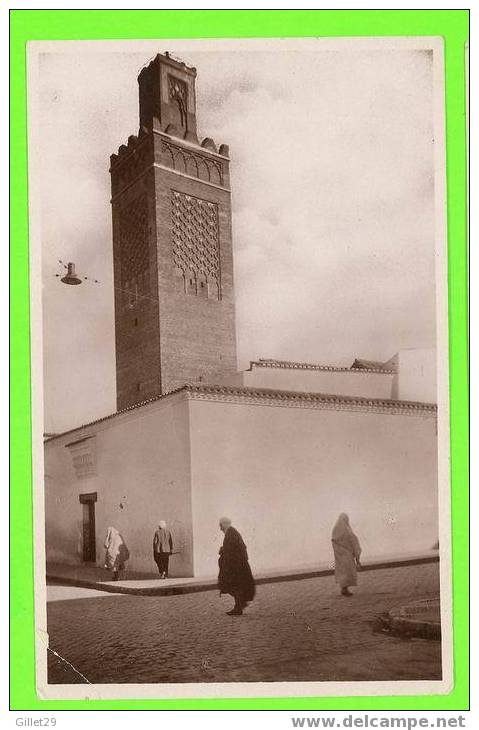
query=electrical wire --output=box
[54,259,161,304]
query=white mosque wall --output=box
[44,392,194,576]
[391,349,437,404]
[44,388,438,579]
[218,366,395,400]
[189,397,438,577]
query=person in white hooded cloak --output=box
[331,513,362,596]
[104,526,129,580]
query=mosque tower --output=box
[110,52,237,410]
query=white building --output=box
[44,351,438,577]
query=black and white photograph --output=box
[27,37,451,699]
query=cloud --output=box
[37,46,436,431]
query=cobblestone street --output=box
[47,563,442,684]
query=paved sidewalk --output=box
[47,551,439,596]
[47,562,158,583]
[47,585,132,602]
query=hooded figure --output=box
[331,513,362,596]
[153,521,173,578]
[104,526,129,581]
[218,517,255,616]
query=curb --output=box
[47,554,439,597]
[388,615,441,640]
[374,598,441,640]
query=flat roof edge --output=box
[44,384,437,443]
[251,359,396,374]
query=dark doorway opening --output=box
[79,492,97,562]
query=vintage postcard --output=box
[27,36,451,700]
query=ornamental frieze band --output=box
[161,139,224,187]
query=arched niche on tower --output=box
[185,155,198,178]
[197,158,210,182]
[168,75,188,136]
[209,162,222,186]
[173,265,186,293]
[197,273,208,299]
[185,269,197,296]
[207,277,220,301]
[162,145,175,169]
[174,151,187,174]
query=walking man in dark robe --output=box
[218,517,255,616]
[153,520,173,578]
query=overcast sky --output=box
[36,43,437,433]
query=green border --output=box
[10,9,469,711]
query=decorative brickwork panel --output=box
[66,437,97,480]
[171,190,220,299]
[119,194,150,308]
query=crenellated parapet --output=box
[110,130,153,197]
[111,131,230,198]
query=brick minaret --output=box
[110,53,237,410]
